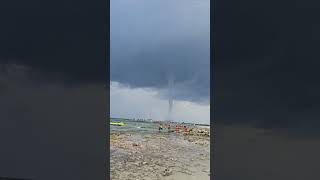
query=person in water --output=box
[158,123,163,132]
[183,126,189,135]
[167,124,171,132]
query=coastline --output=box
[110,129,210,180]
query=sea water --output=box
[110,119,210,134]
[110,119,159,133]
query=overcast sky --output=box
[213,0,320,179]
[1,0,320,179]
[110,0,210,124]
[0,0,107,179]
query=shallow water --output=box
[110,119,209,134]
[110,120,160,133]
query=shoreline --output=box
[110,130,210,180]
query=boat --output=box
[110,121,125,126]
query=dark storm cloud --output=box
[214,0,320,135]
[0,1,107,179]
[0,0,106,85]
[0,64,107,180]
[213,1,320,179]
[213,125,320,180]
[110,0,210,103]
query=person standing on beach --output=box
[183,126,189,135]
[175,124,180,134]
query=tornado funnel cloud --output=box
[167,76,174,121]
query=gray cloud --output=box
[110,81,210,124]
[213,1,320,179]
[0,64,107,180]
[213,0,320,136]
[111,0,210,104]
[214,125,320,180]
[0,0,107,85]
[0,1,108,179]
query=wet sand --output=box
[110,131,210,180]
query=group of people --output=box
[158,123,190,135]
[158,123,171,132]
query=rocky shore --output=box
[110,129,210,180]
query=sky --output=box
[110,0,210,124]
[1,0,320,179]
[0,1,107,179]
[214,0,320,136]
[213,0,320,179]
[111,81,210,123]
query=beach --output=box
[110,124,210,180]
